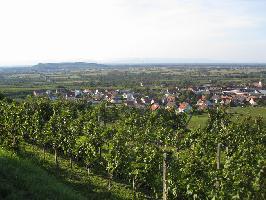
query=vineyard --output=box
[0,96,265,199]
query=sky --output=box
[0,0,266,65]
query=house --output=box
[83,89,93,95]
[253,81,262,88]
[220,99,231,106]
[178,102,192,113]
[33,90,47,96]
[150,98,160,105]
[247,96,258,106]
[93,92,104,101]
[166,95,176,103]
[125,93,135,101]
[166,88,178,95]
[220,95,232,106]
[249,98,257,106]
[134,98,141,104]
[187,87,196,92]
[110,96,122,104]
[75,90,83,98]
[56,88,67,94]
[194,86,211,95]
[105,93,113,101]
[197,99,213,110]
[209,86,222,91]
[95,89,101,95]
[202,90,211,95]
[232,95,247,105]
[141,97,151,104]
[65,91,76,100]
[258,90,266,96]
[46,90,52,95]
[211,95,220,104]
[151,103,160,111]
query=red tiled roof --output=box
[151,103,160,111]
[179,102,188,110]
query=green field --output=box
[1,65,266,99]
[189,106,266,129]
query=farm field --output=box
[189,106,266,129]
[1,64,266,99]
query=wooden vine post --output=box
[226,146,229,154]
[43,146,46,160]
[55,148,59,167]
[70,157,73,169]
[132,176,136,199]
[163,152,168,200]
[217,143,221,170]
[216,143,221,188]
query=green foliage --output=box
[168,109,266,199]
[0,98,265,199]
[0,92,5,100]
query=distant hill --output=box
[32,62,107,71]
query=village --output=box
[33,80,266,113]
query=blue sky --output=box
[0,0,266,65]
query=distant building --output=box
[247,97,258,106]
[141,97,151,104]
[253,81,263,88]
[151,103,160,111]
[56,88,67,94]
[197,98,213,110]
[83,89,93,94]
[33,90,47,96]
[75,90,82,98]
[65,91,75,100]
[110,96,122,104]
[123,93,134,101]
[178,102,192,113]
[166,95,176,103]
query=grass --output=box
[0,144,142,200]
[189,106,266,129]
[0,148,86,200]
[230,106,266,118]
[188,114,208,129]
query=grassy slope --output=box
[0,148,86,200]
[0,145,138,200]
[0,144,137,200]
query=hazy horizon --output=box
[1,0,266,65]
[1,58,266,68]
